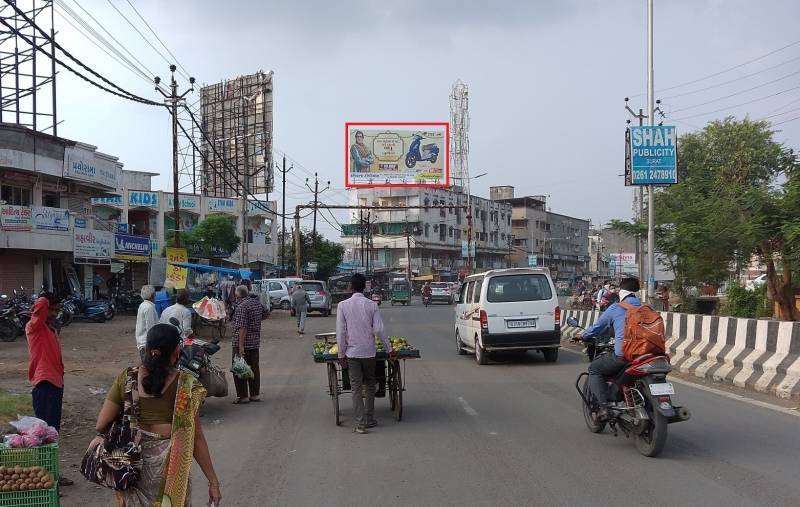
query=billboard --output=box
[345,122,449,187]
[629,125,678,185]
[609,252,637,274]
[74,229,114,259]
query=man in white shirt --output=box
[135,285,158,362]
[160,289,193,339]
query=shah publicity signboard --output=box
[345,123,449,187]
[629,125,678,185]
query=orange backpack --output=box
[618,302,666,361]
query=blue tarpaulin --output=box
[170,261,252,279]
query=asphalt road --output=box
[190,302,800,507]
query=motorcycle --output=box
[423,294,431,307]
[0,305,23,342]
[169,317,228,398]
[111,288,143,315]
[568,317,690,457]
[405,134,439,168]
[63,294,115,323]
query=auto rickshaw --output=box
[390,278,410,306]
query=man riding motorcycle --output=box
[576,277,641,421]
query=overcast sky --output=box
[52,0,800,239]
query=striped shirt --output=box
[231,296,263,350]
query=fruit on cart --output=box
[0,465,54,491]
[312,341,327,355]
[327,344,338,355]
[389,336,413,351]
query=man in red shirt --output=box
[26,293,64,429]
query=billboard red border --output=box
[344,122,450,188]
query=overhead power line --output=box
[123,0,191,80]
[662,55,800,100]
[4,0,160,105]
[104,0,191,81]
[671,84,800,121]
[630,38,800,97]
[668,69,800,113]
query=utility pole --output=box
[293,210,301,277]
[646,0,656,302]
[405,217,412,282]
[305,172,330,258]
[277,156,292,277]
[155,65,194,248]
[625,100,647,287]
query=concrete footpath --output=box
[561,309,800,400]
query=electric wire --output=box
[671,84,800,121]
[122,0,191,79]
[4,0,160,104]
[629,38,800,97]
[104,0,190,81]
[668,68,800,113]
[57,0,156,80]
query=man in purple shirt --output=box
[336,273,393,433]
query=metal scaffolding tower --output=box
[449,80,469,191]
[0,0,57,134]
[199,70,274,198]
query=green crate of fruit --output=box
[0,444,59,507]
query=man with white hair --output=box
[135,285,158,362]
[231,284,264,404]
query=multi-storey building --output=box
[341,187,512,279]
[493,186,590,280]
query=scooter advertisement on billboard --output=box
[345,122,449,187]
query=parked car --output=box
[455,268,561,365]
[429,282,453,304]
[256,279,292,309]
[295,280,332,316]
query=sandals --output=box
[249,397,261,402]
[232,398,250,405]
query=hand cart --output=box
[313,332,420,426]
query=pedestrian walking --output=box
[135,285,158,362]
[291,283,311,335]
[335,273,393,434]
[92,272,104,300]
[231,285,264,404]
[159,289,193,338]
[26,292,73,486]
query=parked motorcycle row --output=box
[0,286,115,342]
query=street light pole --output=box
[646,0,656,301]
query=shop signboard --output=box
[116,223,129,234]
[609,252,637,274]
[128,191,159,208]
[345,122,449,188]
[165,247,188,289]
[32,206,70,231]
[0,205,32,231]
[90,195,124,207]
[528,255,538,267]
[63,146,119,188]
[207,197,237,212]
[114,233,151,261]
[167,193,199,210]
[74,216,87,228]
[73,229,114,259]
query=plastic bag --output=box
[9,415,47,435]
[231,355,254,380]
[3,415,59,447]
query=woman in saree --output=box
[93,324,222,506]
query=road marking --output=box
[561,347,800,418]
[458,396,479,416]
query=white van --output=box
[454,268,561,365]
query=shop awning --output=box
[411,274,433,281]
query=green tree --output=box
[282,228,344,281]
[167,214,240,259]
[615,117,799,319]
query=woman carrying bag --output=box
[84,324,221,506]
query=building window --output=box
[439,223,446,241]
[448,202,453,214]
[424,197,430,211]
[247,229,254,243]
[456,207,462,225]
[424,223,429,237]
[440,200,446,217]
[448,226,454,237]
[1,185,31,206]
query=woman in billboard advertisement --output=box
[350,130,374,173]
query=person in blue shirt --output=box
[578,277,641,420]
